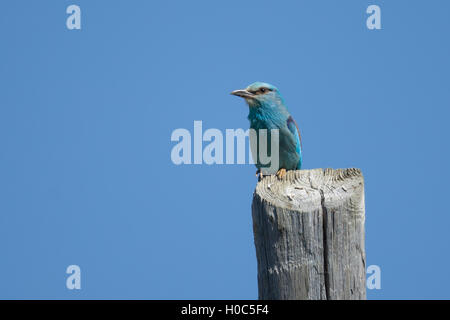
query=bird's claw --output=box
[256,169,263,182]
[276,168,287,180]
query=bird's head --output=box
[231,82,284,108]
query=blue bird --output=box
[231,82,302,179]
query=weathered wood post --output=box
[251,168,366,300]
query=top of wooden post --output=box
[255,168,364,214]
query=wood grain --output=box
[251,168,366,300]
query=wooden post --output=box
[251,168,366,300]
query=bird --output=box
[231,82,302,180]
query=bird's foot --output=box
[276,168,287,180]
[256,169,263,182]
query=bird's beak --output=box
[231,89,255,99]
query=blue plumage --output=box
[231,82,302,178]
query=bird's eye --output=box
[260,88,266,93]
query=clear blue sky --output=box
[1,0,449,299]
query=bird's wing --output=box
[286,115,302,154]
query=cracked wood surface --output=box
[251,168,366,300]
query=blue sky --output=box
[1,0,449,299]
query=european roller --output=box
[231,82,302,180]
